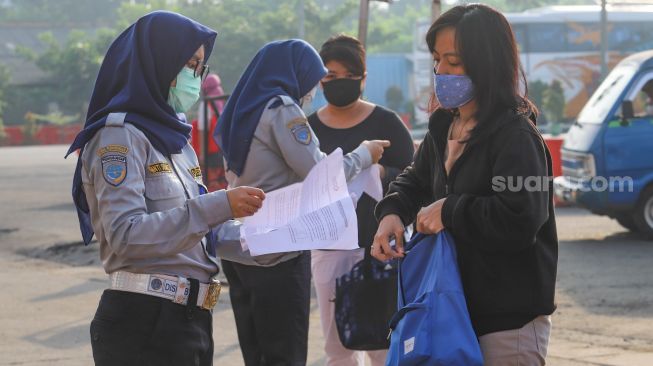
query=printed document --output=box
[240,149,360,256]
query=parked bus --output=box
[511,5,653,119]
[411,5,653,129]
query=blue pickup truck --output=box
[554,50,653,238]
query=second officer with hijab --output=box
[215,39,389,366]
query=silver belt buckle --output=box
[201,277,221,310]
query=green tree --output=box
[528,80,548,112]
[366,1,430,53]
[8,0,420,125]
[115,0,357,91]
[17,28,117,118]
[543,80,565,123]
[9,0,358,123]
[0,0,120,25]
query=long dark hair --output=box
[426,4,536,142]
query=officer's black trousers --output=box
[221,251,311,366]
[90,290,213,366]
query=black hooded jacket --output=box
[375,108,558,336]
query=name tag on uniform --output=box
[148,162,173,175]
[188,166,203,183]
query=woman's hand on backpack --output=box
[371,214,405,261]
[416,198,445,234]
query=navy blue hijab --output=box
[215,39,327,176]
[67,11,217,245]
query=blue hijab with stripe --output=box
[66,11,217,245]
[215,39,327,176]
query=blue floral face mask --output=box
[433,73,475,109]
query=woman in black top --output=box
[308,35,414,366]
[371,5,558,366]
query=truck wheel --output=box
[615,214,639,232]
[634,187,653,239]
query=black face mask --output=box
[322,78,362,107]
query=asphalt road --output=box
[1,145,652,365]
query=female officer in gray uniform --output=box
[66,12,264,366]
[215,39,388,366]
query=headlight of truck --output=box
[561,150,596,180]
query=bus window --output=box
[527,23,566,52]
[512,24,528,53]
[566,22,601,52]
[610,22,653,52]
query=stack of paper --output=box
[240,148,381,256]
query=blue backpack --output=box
[386,231,484,366]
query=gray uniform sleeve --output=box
[270,104,373,181]
[83,126,233,260]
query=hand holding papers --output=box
[241,149,360,256]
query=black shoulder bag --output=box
[334,249,398,350]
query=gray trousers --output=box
[479,315,552,366]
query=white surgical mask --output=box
[300,86,318,112]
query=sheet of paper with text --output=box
[240,149,362,256]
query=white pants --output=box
[311,249,388,366]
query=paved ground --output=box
[1,145,652,365]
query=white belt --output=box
[109,271,221,310]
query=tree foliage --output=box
[0,0,121,25]
[2,0,363,123]
[16,29,117,117]
[528,80,548,112]
[1,0,595,127]
[366,1,430,53]
[113,0,358,90]
[543,80,566,123]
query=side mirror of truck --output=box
[621,100,634,127]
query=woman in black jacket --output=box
[371,4,558,365]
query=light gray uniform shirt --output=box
[225,96,372,262]
[81,113,232,282]
[227,96,372,191]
